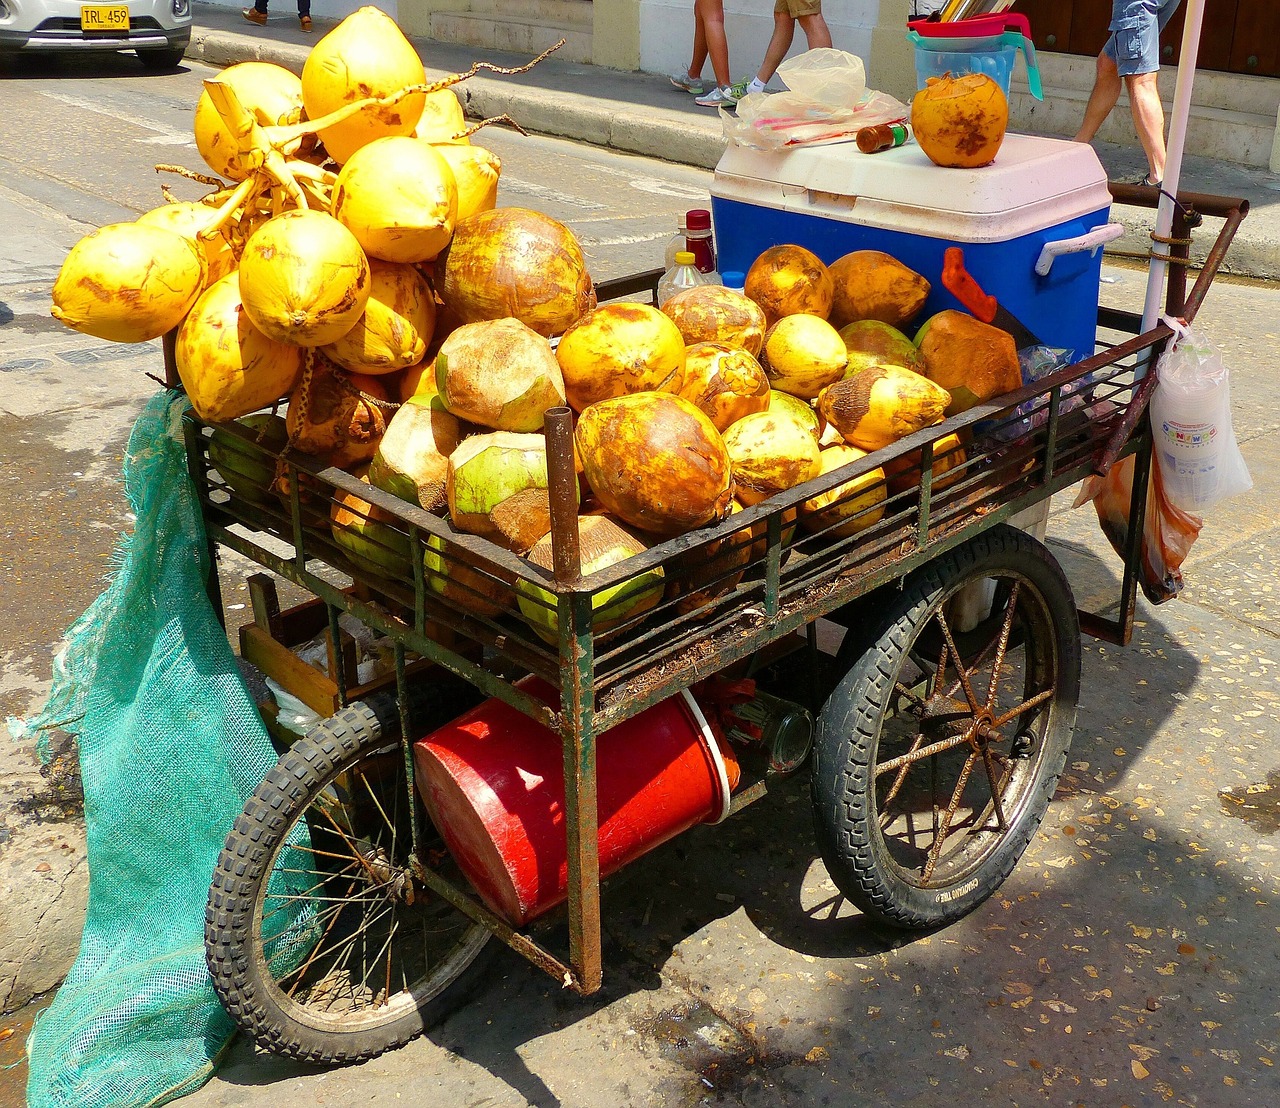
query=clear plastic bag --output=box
[776,48,869,108]
[1149,317,1252,514]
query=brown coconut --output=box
[575,392,733,536]
[286,352,389,467]
[434,207,594,337]
[800,445,888,539]
[828,251,931,330]
[436,317,566,431]
[744,244,834,328]
[817,365,951,452]
[661,284,768,356]
[517,514,664,642]
[914,309,1022,416]
[556,302,686,412]
[721,410,823,507]
[367,391,463,512]
[446,431,564,552]
[677,342,771,432]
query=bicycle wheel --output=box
[206,684,492,1063]
[812,524,1080,929]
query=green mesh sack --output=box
[12,391,310,1108]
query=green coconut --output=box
[436,317,567,431]
[208,412,289,505]
[368,391,463,512]
[330,471,414,579]
[446,430,576,552]
[516,513,663,643]
[424,529,516,619]
[839,319,926,376]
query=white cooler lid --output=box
[713,132,1112,243]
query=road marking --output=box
[576,231,669,247]
[39,91,192,146]
[499,176,606,211]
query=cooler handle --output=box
[1034,223,1125,277]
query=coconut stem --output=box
[459,114,530,140]
[155,163,229,188]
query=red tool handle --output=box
[941,246,997,325]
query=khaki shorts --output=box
[775,0,823,17]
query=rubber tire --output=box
[137,47,186,70]
[812,524,1080,930]
[206,680,492,1064]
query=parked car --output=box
[0,0,191,68]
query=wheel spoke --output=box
[935,609,981,713]
[992,686,1053,730]
[985,581,1021,714]
[979,745,1008,832]
[921,749,979,884]
[875,728,977,776]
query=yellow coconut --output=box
[744,244,834,327]
[414,88,468,144]
[301,6,427,166]
[575,392,733,536]
[517,514,664,643]
[52,222,205,344]
[662,284,767,356]
[433,143,501,221]
[435,207,593,338]
[176,273,305,423]
[436,318,565,432]
[882,431,967,495]
[767,390,822,443]
[722,410,822,507]
[137,202,237,287]
[817,364,951,452]
[759,313,848,400]
[322,260,435,376]
[193,62,305,181]
[911,73,1009,169]
[556,302,686,412]
[677,342,770,432]
[665,502,753,616]
[332,137,458,265]
[800,445,887,538]
[286,353,389,467]
[239,209,370,347]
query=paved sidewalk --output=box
[187,4,1280,283]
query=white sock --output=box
[748,77,767,94]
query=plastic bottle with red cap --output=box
[683,209,721,285]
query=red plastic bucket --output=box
[413,678,738,927]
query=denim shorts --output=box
[1103,0,1182,77]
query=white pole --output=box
[1139,0,1207,337]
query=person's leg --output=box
[1073,48,1122,143]
[797,12,832,50]
[298,0,311,30]
[1126,70,1167,181]
[754,10,796,86]
[698,0,732,89]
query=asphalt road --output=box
[2,52,1279,1108]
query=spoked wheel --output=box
[813,524,1080,929]
[206,686,492,1063]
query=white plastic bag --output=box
[1149,316,1252,514]
[776,48,868,108]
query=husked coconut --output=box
[556,302,686,412]
[436,318,566,431]
[817,364,950,452]
[677,342,770,432]
[424,528,516,619]
[330,469,414,579]
[744,244,833,327]
[517,514,663,643]
[721,410,822,507]
[447,431,569,552]
[575,393,733,536]
[368,392,463,512]
[800,445,888,538]
[177,273,305,423]
[662,284,767,356]
[828,251,931,330]
[914,310,1021,415]
[759,314,847,400]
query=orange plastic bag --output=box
[1074,452,1203,604]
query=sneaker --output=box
[242,7,267,25]
[669,69,707,95]
[1133,172,1161,188]
[300,14,312,31]
[694,85,739,108]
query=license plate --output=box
[81,5,130,33]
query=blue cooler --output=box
[712,133,1122,359]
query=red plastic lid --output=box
[685,208,711,230]
[908,13,1030,39]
